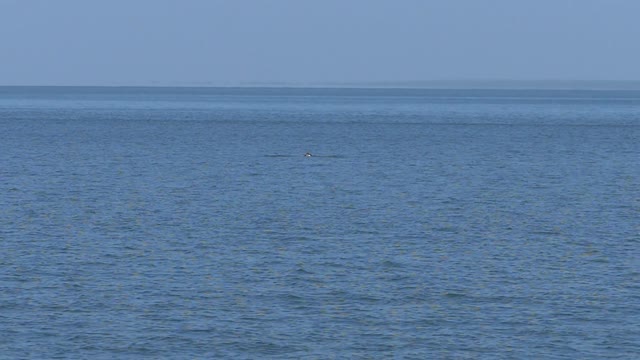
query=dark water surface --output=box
[1,87,639,358]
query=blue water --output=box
[1,86,639,359]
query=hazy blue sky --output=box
[1,0,639,85]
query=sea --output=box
[1,86,638,359]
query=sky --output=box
[1,0,639,86]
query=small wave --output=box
[264,154,345,158]
[380,259,403,268]
[442,291,468,298]
[433,226,459,233]
[530,229,562,235]
[312,155,345,158]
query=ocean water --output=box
[1,86,638,359]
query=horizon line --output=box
[3,79,640,91]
